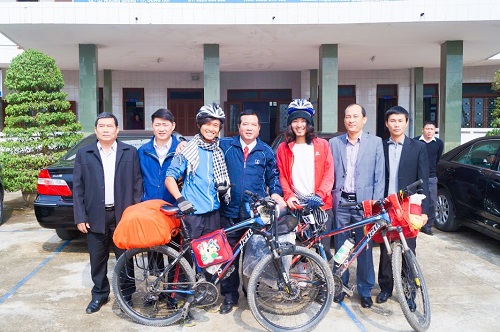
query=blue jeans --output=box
[333,199,375,298]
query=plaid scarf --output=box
[181,134,231,204]
[294,189,328,231]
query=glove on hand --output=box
[216,181,230,195]
[176,196,195,214]
[307,195,324,210]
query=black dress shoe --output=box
[220,301,237,314]
[375,291,392,304]
[86,297,109,314]
[421,228,434,236]
[333,292,345,303]
[361,296,373,308]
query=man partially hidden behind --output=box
[414,121,443,236]
[138,108,182,203]
[73,112,143,314]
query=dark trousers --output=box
[184,210,221,239]
[219,216,244,304]
[334,202,375,297]
[87,209,134,301]
[378,236,416,294]
[425,176,438,229]
[322,209,334,262]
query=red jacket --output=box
[276,137,334,210]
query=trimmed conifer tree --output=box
[0,49,82,193]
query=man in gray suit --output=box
[329,104,385,308]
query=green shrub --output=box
[0,49,82,192]
[487,71,500,136]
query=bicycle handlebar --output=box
[338,178,424,210]
[399,179,423,198]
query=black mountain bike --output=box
[112,191,334,332]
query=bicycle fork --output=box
[270,241,297,294]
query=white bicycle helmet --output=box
[286,99,315,125]
[287,99,315,116]
[196,103,226,124]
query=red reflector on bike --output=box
[37,169,72,197]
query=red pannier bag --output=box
[191,229,233,268]
[113,199,180,249]
[363,193,426,243]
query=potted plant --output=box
[0,49,82,206]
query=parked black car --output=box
[0,165,4,225]
[34,130,155,240]
[436,135,500,241]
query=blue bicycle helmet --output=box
[287,99,315,125]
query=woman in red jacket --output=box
[276,99,335,261]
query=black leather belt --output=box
[105,204,115,211]
[341,192,357,202]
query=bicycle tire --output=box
[392,242,431,332]
[112,246,195,327]
[247,245,334,332]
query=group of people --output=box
[72,98,443,319]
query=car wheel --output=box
[55,228,80,240]
[435,188,460,232]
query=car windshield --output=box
[62,134,152,161]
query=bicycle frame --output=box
[155,209,276,298]
[304,206,412,280]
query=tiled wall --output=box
[60,65,498,134]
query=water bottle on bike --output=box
[333,237,355,265]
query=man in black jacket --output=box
[414,121,444,235]
[376,106,430,305]
[73,112,143,314]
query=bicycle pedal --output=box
[221,265,235,280]
[342,284,355,297]
[182,312,196,327]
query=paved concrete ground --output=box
[0,191,499,332]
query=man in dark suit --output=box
[414,121,444,235]
[376,106,430,304]
[329,103,385,308]
[73,112,143,314]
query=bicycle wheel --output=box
[392,242,431,332]
[247,245,334,332]
[112,246,195,327]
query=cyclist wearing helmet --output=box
[276,99,335,262]
[165,103,230,241]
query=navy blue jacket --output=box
[138,135,181,204]
[219,136,282,219]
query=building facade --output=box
[1,0,499,148]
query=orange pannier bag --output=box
[363,193,427,243]
[113,199,180,249]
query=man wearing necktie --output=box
[218,109,285,314]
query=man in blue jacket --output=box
[137,108,184,308]
[217,109,285,314]
[138,108,183,203]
